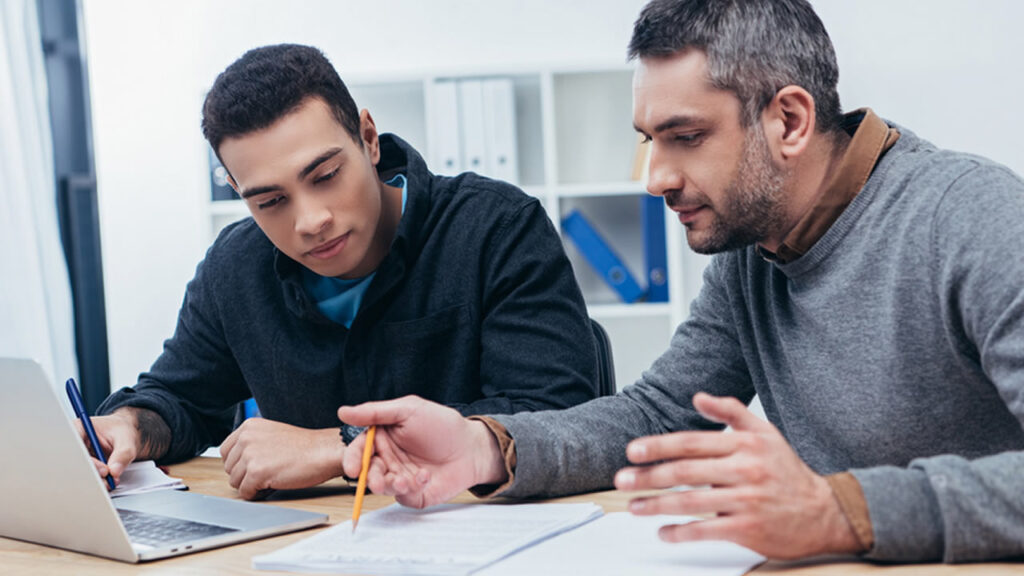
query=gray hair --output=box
[628,0,843,134]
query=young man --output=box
[338,0,1024,564]
[86,44,598,499]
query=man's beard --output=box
[686,125,787,255]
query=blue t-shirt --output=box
[301,174,407,328]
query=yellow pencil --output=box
[351,425,376,534]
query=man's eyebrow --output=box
[240,184,282,200]
[238,147,344,199]
[298,147,343,181]
[635,115,703,135]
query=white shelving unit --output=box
[206,66,696,391]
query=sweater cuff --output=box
[825,472,874,553]
[466,416,517,498]
[852,466,945,561]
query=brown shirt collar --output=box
[758,108,900,264]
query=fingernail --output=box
[629,500,646,512]
[617,470,635,488]
[628,443,647,459]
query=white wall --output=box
[83,0,1024,392]
[814,0,1024,175]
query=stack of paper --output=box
[252,502,603,575]
[110,460,186,498]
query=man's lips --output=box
[307,233,349,259]
[671,205,707,225]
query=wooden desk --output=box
[0,457,1019,575]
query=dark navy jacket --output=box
[99,134,598,462]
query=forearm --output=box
[854,450,1024,562]
[492,393,670,499]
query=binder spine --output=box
[641,195,669,302]
[428,80,463,174]
[561,210,645,304]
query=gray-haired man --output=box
[338,0,1024,563]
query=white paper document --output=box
[252,502,603,575]
[109,460,186,498]
[479,512,764,576]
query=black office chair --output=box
[590,318,616,397]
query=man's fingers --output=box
[342,434,366,479]
[692,392,771,433]
[106,443,136,480]
[626,431,741,464]
[365,458,392,494]
[220,426,240,460]
[90,457,110,479]
[221,436,244,478]
[616,457,742,490]
[226,458,246,490]
[657,516,739,544]
[628,487,744,517]
[238,472,271,501]
[338,395,423,428]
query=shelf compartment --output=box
[554,181,646,198]
[552,70,636,185]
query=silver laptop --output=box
[0,357,328,562]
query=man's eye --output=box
[257,196,286,210]
[314,168,339,185]
[638,134,652,144]
[675,132,703,145]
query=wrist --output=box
[470,420,508,487]
[318,427,348,480]
[817,475,866,555]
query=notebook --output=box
[0,357,328,562]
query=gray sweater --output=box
[494,124,1024,563]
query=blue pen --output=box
[65,378,117,491]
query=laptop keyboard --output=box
[118,508,239,548]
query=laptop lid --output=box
[0,357,328,562]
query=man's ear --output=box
[762,85,815,162]
[359,109,381,165]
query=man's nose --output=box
[294,196,332,237]
[645,143,683,198]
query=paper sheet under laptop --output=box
[252,502,603,575]
[110,461,186,498]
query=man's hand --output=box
[220,418,345,500]
[338,395,506,509]
[73,407,166,487]
[614,392,862,560]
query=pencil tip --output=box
[351,521,358,534]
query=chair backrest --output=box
[590,318,616,397]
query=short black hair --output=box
[628,0,843,134]
[201,44,361,156]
